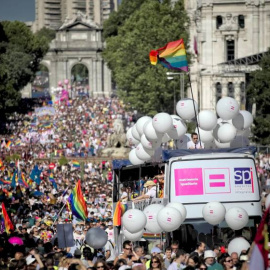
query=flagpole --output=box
[52,201,67,226]
[187,68,202,148]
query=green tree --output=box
[0,21,49,117]
[103,0,145,39]
[247,51,270,145]
[103,0,189,115]
[35,27,56,43]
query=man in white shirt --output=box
[132,180,157,201]
[187,132,204,149]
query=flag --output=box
[249,208,270,270]
[194,36,198,55]
[18,172,29,188]
[1,202,14,234]
[149,39,188,72]
[72,160,80,168]
[5,141,11,149]
[49,173,57,190]
[68,180,88,220]
[120,202,128,216]
[30,165,42,185]
[113,201,122,226]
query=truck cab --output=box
[112,146,262,252]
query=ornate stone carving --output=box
[101,119,129,158]
[219,13,239,31]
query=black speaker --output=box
[57,223,74,248]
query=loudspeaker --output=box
[57,223,74,248]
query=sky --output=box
[0,0,35,22]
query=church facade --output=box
[186,0,270,111]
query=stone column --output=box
[92,60,97,97]
[103,62,112,97]
[89,58,93,97]
[253,6,259,54]
[259,5,265,52]
[221,81,228,98]
[96,59,103,96]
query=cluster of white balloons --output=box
[197,97,253,149]
[127,97,253,165]
[202,202,249,230]
[127,98,201,165]
[122,203,187,241]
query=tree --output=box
[247,51,270,145]
[35,27,56,43]
[103,0,189,115]
[0,21,50,117]
[103,0,145,39]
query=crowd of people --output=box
[0,95,269,270]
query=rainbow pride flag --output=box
[113,201,122,226]
[5,141,11,149]
[1,202,14,234]
[120,203,128,216]
[149,39,188,72]
[68,180,88,220]
[72,160,80,168]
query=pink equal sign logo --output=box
[230,106,235,110]
[210,210,214,214]
[154,118,157,121]
[238,214,242,219]
[181,102,185,107]
[128,215,133,219]
[148,216,153,220]
[167,217,171,222]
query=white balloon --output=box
[202,202,226,225]
[228,237,250,256]
[85,228,108,249]
[217,123,237,143]
[157,207,183,232]
[204,141,217,149]
[225,207,249,230]
[265,194,270,209]
[167,115,187,139]
[152,113,173,133]
[143,120,163,141]
[141,134,161,150]
[122,209,147,233]
[214,139,230,148]
[195,127,214,143]
[126,127,140,146]
[123,227,144,242]
[198,110,217,131]
[232,111,253,130]
[129,149,144,165]
[216,97,239,120]
[143,204,164,233]
[230,136,250,148]
[162,133,171,143]
[175,134,191,149]
[237,128,250,137]
[136,116,152,136]
[176,98,198,121]
[166,202,187,221]
[131,125,141,141]
[135,143,154,161]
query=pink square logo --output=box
[174,168,203,196]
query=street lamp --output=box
[166,72,185,99]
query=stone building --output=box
[32,0,118,32]
[185,0,270,111]
[22,12,112,98]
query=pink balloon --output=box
[68,85,71,89]
[64,79,69,85]
[58,81,62,86]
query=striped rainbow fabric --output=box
[149,39,188,72]
[72,160,80,168]
[68,180,88,220]
[1,202,14,234]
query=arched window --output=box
[238,15,245,29]
[216,82,222,102]
[216,16,223,29]
[32,64,50,98]
[227,82,235,98]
